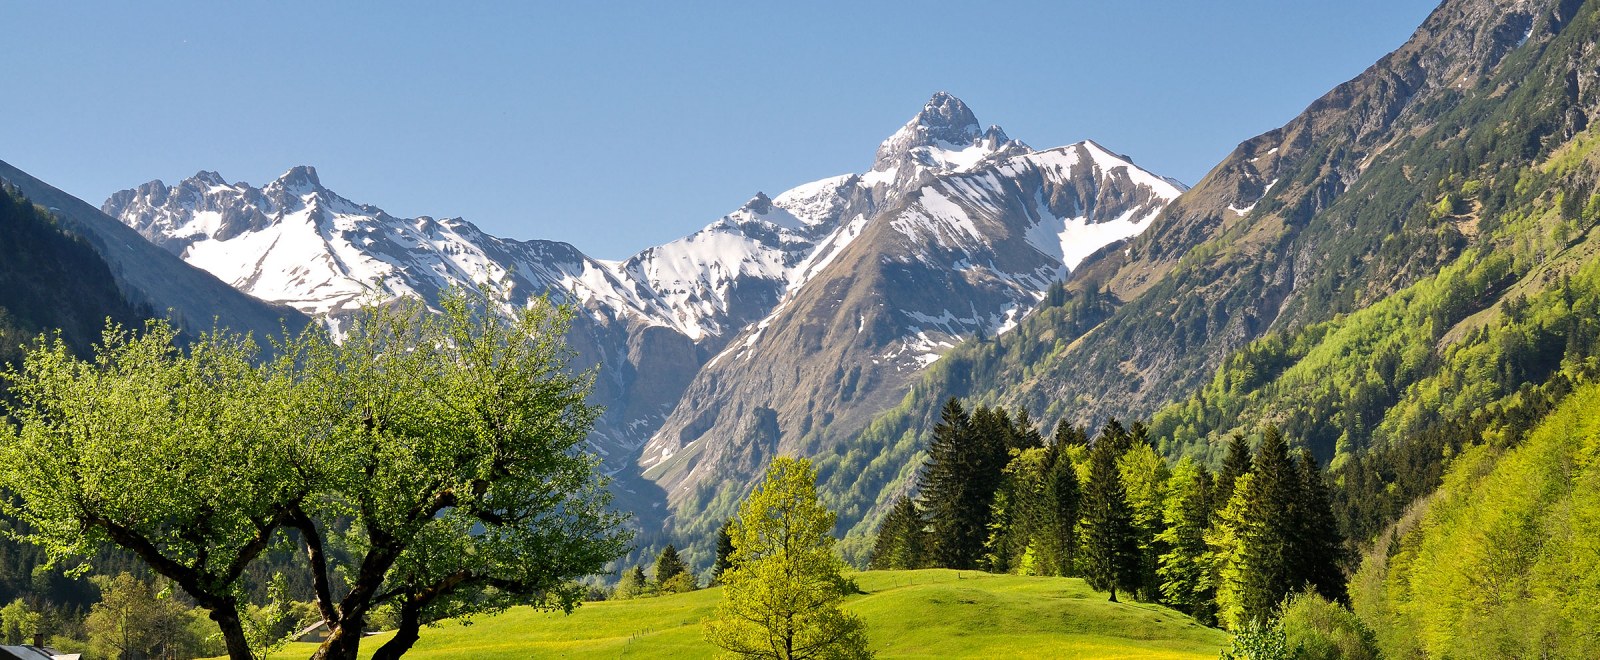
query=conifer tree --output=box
[615,566,649,600]
[1237,426,1299,622]
[1293,449,1346,603]
[1082,435,1140,601]
[1043,443,1082,576]
[1053,420,1088,448]
[1010,409,1045,451]
[714,520,736,581]
[868,496,926,570]
[918,398,1005,569]
[655,544,688,583]
[1214,433,1253,512]
[1097,418,1134,457]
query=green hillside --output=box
[267,570,1226,659]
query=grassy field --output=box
[267,570,1228,659]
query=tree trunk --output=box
[208,606,254,660]
[370,602,423,660]
[1108,585,1118,603]
[310,617,366,660]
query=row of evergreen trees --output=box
[870,398,1345,628]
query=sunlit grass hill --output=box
[266,570,1226,659]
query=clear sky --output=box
[3,1,1438,260]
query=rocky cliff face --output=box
[103,93,1183,549]
[1010,0,1563,429]
[639,138,1182,544]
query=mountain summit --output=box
[872,92,1030,182]
[104,94,1183,547]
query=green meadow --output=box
[266,570,1227,659]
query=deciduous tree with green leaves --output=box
[0,321,315,658]
[289,292,629,660]
[704,457,871,660]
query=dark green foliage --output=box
[713,521,735,580]
[867,497,927,571]
[1214,433,1252,513]
[1292,450,1346,603]
[654,544,687,583]
[0,184,148,369]
[1042,445,1081,577]
[916,398,1009,569]
[1082,434,1140,602]
[1053,420,1088,447]
[1238,427,1300,621]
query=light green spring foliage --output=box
[0,599,39,645]
[1217,619,1291,660]
[1206,473,1255,630]
[0,321,302,569]
[1275,591,1378,660]
[704,457,872,660]
[1118,442,1171,599]
[984,447,1050,574]
[1157,458,1214,624]
[1351,382,1600,658]
[0,290,629,657]
[0,320,313,656]
[86,573,216,659]
[310,292,628,629]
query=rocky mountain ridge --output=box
[104,93,1185,548]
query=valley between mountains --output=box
[6,0,1600,655]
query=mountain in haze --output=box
[104,92,1183,551]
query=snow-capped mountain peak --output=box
[104,93,1186,514]
[867,92,1032,193]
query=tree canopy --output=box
[704,457,871,660]
[0,289,629,659]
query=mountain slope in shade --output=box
[0,159,308,343]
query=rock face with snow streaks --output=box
[104,92,1183,541]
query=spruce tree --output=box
[1097,418,1134,457]
[918,397,974,568]
[1238,426,1298,622]
[1043,443,1081,576]
[1083,435,1140,601]
[1010,409,1045,451]
[1053,420,1088,447]
[868,496,926,570]
[918,398,1006,569]
[1214,432,1253,512]
[655,544,688,583]
[1293,449,1347,603]
[714,520,735,581]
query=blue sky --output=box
[3,1,1437,259]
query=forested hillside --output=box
[1351,381,1600,656]
[832,0,1600,558]
[0,184,149,367]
